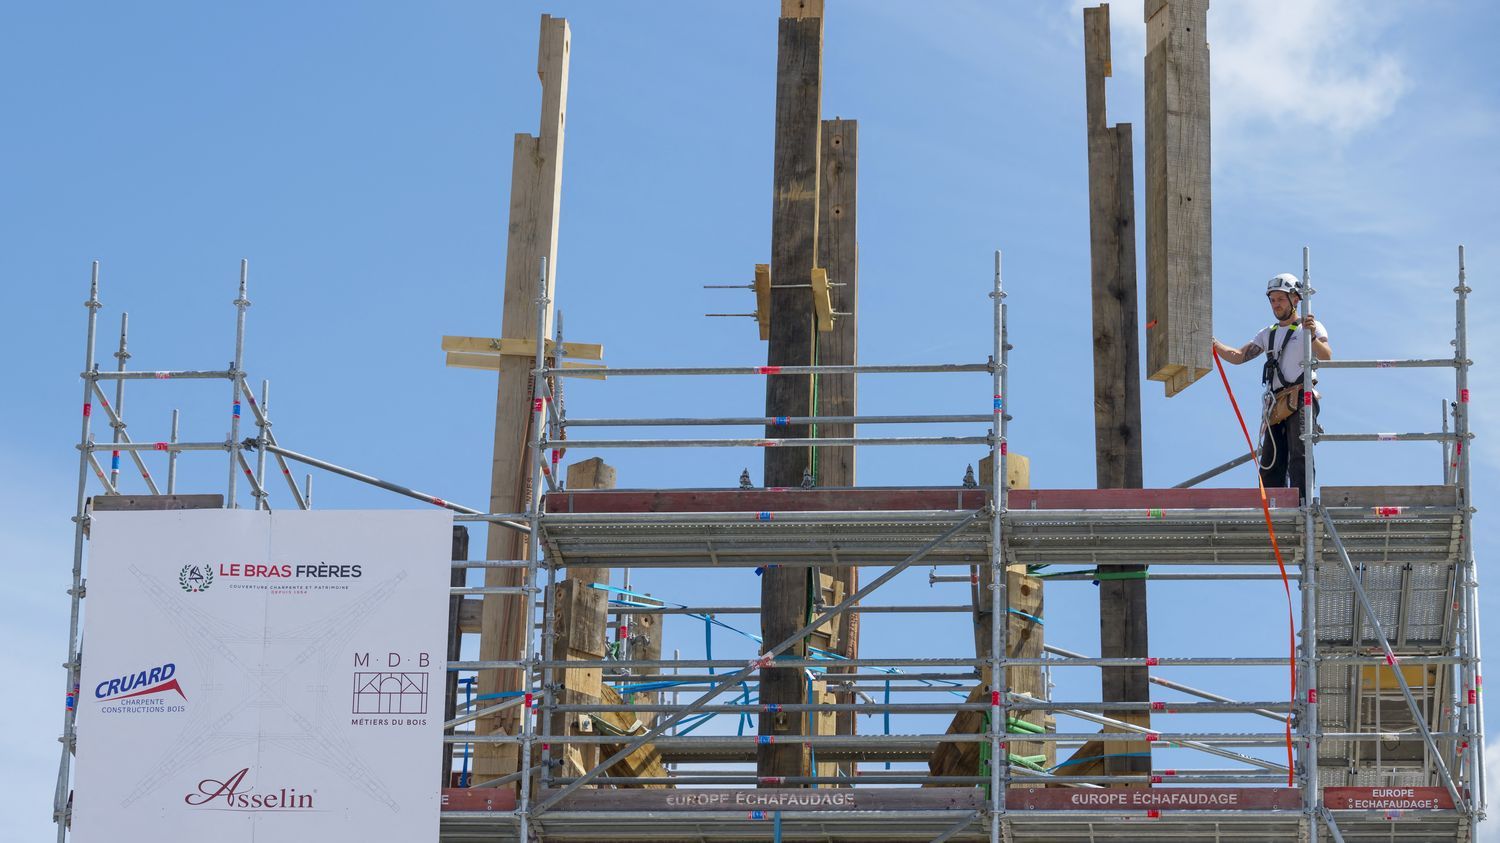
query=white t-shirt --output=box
[1250,320,1328,388]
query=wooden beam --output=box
[760,7,824,783]
[1143,0,1212,397]
[931,454,1047,783]
[754,264,772,340]
[441,335,603,360]
[816,117,858,774]
[781,0,824,18]
[1085,3,1152,785]
[474,13,570,783]
[447,352,605,379]
[551,578,608,776]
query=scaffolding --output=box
[54,247,1484,842]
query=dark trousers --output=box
[1260,391,1320,500]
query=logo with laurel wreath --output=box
[179,564,214,594]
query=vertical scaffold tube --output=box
[518,256,552,842]
[255,381,270,510]
[539,311,566,789]
[988,250,1009,842]
[227,260,250,509]
[167,409,180,495]
[109,313,129,490]
[1299,246,1321,841]
[56,263,102,842]
[1454,244,1479,817]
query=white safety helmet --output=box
[1266,273,1300,298]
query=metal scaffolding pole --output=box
[54,263,101,842]
[545,362,991,378]
[1298,246,1321,842]
[253,380,270,509]
[1453,243,1480,823]
[167,409,179,494]
[517,257,554,841]
[226,260,249,509]
[988,249,1009,842]
[108,313,128,491]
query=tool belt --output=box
[1266,384,1303,426]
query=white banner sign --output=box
[72,509,452,842]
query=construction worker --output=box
[1212,274,1332,498]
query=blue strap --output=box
[1049,752,1151,772]
[884,678,893,771]
[704,614,714,676]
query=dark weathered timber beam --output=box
[760,8,824,783]
[1085,3,1151,784]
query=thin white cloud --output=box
[1213,0,1407,138]
[1067,0,1407,143]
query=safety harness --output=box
[1260,323,1304,392]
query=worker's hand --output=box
[1301,314,1317,332]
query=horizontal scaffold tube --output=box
[547,699,1290,714]
[1314,432,1460,442]
[561,413,993,427]
[604,604,974,615]
[545,362,991,377]
[89,369,234,380]
[537,656,981,669]
[440,731,1462,745]
[435,726,1452,744]
[540,435,990,449]
[1313,358,1460,369]
[535,508,982,524]
[445,654,1465,671]
[86,440,225,453]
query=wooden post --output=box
[443,525,470,786]
[759,0,824,783]
[474,14,570,783]
[1086,3,1151,785]
[551,579,607,777]
[566,457,615,588]
[929,454,1048,784]
[1143,0,1212,397]
[816,117,858,775]
[547,457,617,779]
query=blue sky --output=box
[2,2,1497,839]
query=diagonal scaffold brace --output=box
[1320,508,1468,813]
[531,509,986,814]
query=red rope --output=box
[1211,346,1297,785]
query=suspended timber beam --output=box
[1143,0,1212,397]
[1084,3,1152,786]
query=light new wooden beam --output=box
[441,335,603,360]
[446,352,605,379]
[754,264,772,340]
[473,13,570,784]
[1143,0,1212,397]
